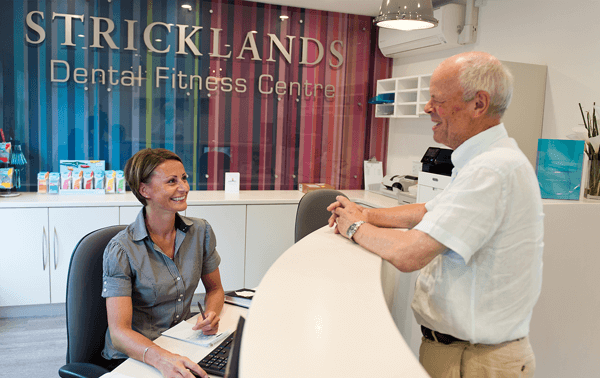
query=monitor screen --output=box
[224,316,245,378]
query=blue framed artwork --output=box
[536,139,585,200]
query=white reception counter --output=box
[241,225,428,377]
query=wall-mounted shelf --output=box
[374,74,431,118]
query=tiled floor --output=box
[0,298,205,378]
[0,315,67,377]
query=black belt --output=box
[421,325,466,345]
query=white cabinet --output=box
[185,205,246,292]
[244,204,297,289]
[48,207,119,303]
[417,172,451,203]
[0,206,119,306]
[0,208,50,306]
[120,205,143,225]
[375,74,431,118]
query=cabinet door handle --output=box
[42,226,48,271]
[53,227,58,270]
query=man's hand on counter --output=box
[327,196,368,238]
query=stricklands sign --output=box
[26,11,345,98]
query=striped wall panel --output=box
[1,0,391,192]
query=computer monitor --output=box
[223,316,245,378]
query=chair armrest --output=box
[58,362,110,378]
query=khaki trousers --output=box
[419,336,535,378]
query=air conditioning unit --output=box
[378,3,471,58]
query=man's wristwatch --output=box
[346,221,365,242]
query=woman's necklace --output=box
[147,225,176,259]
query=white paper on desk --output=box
[364,159,383,191]
[235,290,254,298]
[161,320,232,347]
[225,172,240,194]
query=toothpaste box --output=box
[0,168,14,189]
[116,170,125,193]
[83,170,94,189]
[48,172,60,194]
[105,170,116,193]
[72,169,84,189]
[0,142,11,164]
[37,172,49,193]
[61,171,72,190]
[94,170,105,190]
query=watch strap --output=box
[346,220,365,241]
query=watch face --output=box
[347,221,363,240]
[346,224,355,238]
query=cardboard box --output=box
[298,183,335,193]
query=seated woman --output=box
[101,148,224,378]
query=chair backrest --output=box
[294,189,348,243]
[64,225,126,367]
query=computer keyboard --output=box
[197,331,235,377]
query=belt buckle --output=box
[422,326,455,345]
[436,332,453,345]
[422,326,437,342]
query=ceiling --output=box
[243,0,383,16]
[242,0,469,17]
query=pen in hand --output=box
[197,301,206,320]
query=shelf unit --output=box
[374,74,431,118]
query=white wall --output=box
[386,0,600,175]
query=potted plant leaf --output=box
[579,103,600,198]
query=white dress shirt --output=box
[412,124,544,344]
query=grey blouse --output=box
[101,208,221,360]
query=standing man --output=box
[328,51,543,378]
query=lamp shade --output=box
[375,0,438,31]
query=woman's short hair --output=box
[124,148,182,206]
[458,55,514,118]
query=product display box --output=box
[59,160,106,195]
[298,183,335,193]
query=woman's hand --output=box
[197,268,224,335]
[148,347,208,378]
[192,310,220,335]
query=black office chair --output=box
[294,189,348,243]
[58,225,127,378]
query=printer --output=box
[417,147,454,203]
[420,147,453,176]
[379,174,418,204]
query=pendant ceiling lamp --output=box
[375,0,439,31]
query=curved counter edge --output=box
[240,226,429,377]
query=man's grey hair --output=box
[458,55,514,118]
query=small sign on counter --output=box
[225,172,240,194]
